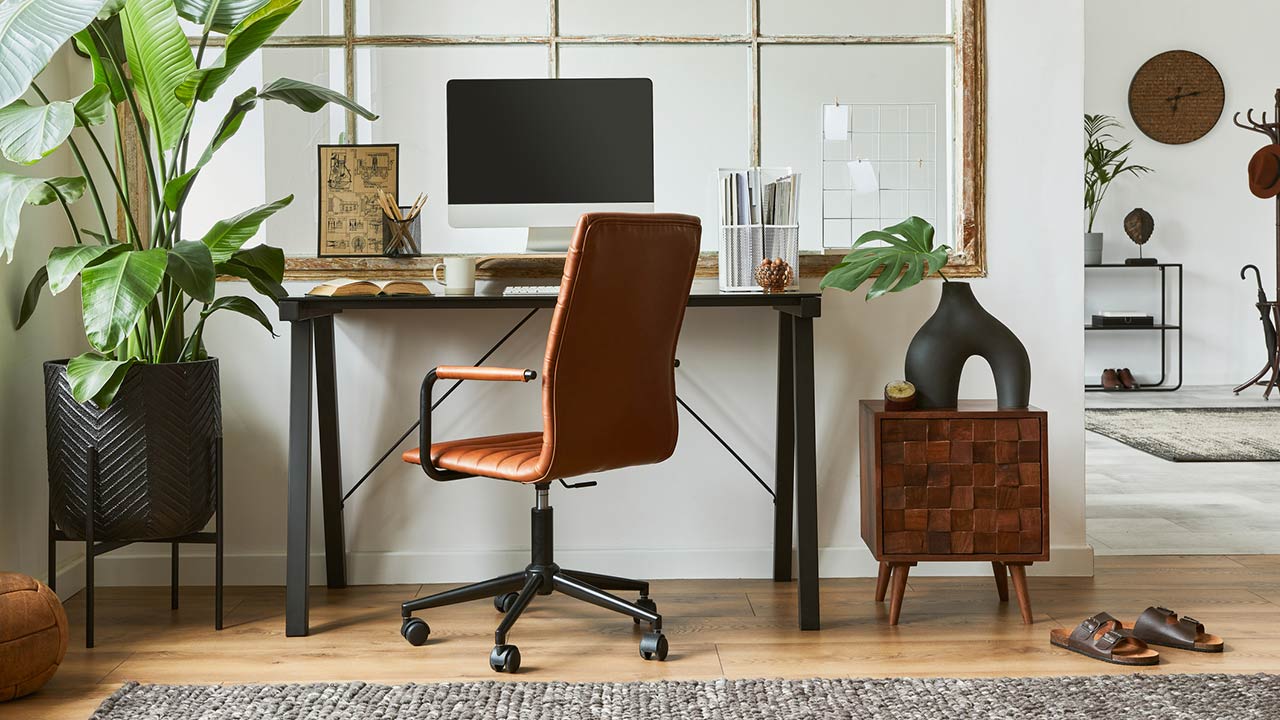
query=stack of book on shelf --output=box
[720,172,800,227]
[1091,311,1154,327]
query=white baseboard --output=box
[52,543,1095,589]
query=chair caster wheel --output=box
[639,631,668,661]
[401,617,430,646]
[633,597,657,624]
[494,592,519,613]
[490,644,521,673]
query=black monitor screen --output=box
[447,78,654,205]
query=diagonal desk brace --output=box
[675,396,775,499]
[341,308,541,505]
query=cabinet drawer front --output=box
[880,416,1044,556]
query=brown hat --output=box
[1249,145,1280,199]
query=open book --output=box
[306,279,432,297]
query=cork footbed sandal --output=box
[1129,606,1224,653]
[1049,612,1160,666]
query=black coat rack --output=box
[1232,89,1280,397]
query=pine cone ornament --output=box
[754,257,793,293]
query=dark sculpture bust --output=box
[904,282,1031,409]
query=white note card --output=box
[823,105,849,141]
[848,160,879,193]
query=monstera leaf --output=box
[0,0,107,109]
[819,216,950,300]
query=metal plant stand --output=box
[1084,263,1183,392]
[48,438,224,648]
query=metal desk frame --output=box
[278,289,823,636]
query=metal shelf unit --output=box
[1084,263,1183,392]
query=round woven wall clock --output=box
[1128,50,1225,145]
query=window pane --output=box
[182,0,343,36]
[559,0,747,36]
[759,44,954,251]
[761,0,950,36]
[559,45,750,251]
[357,0,548,36]
[182,48,345,257]
[355,46,551,254]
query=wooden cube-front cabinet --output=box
[859,400,1049,625]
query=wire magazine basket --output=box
[717,167,800,292]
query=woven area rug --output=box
[1085,407,1280,461]
[91,674,1280,719]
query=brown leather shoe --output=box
[1117,368,1140,390]
[1101,368,1123,390]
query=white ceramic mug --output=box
[432,256,477,295]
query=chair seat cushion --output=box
[402,432,545,482]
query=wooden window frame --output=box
[181,0,985,280]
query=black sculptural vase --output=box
[904,282,1031,409]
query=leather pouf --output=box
[0,573,68,702]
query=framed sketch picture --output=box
[317,144,399,257]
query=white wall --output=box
[0,50,90,581]
[1084,0,1275,386]
[32,0,1092,589]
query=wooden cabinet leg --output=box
[1007,563,1033,624]
[992,561,1009,602]
[887,563,913,626]
[875,562,891,602]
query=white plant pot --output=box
[1084,232,1104,265]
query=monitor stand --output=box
[525,226,574,253]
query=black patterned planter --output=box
[44,359,222,542]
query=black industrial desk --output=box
[278,280,823,636]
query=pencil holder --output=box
[382,208,421,257]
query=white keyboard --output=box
[503,285,561,296]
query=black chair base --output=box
[398,484,668,672]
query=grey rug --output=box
[91,674,1280,719]
[1085,407,1280,461]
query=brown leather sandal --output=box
[1129,606,1224,653]
[1049,612,1160,666]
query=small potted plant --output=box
[2,0,376,542]
[1084,114,1152,265]
[820,217,1030,408]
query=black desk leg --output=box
[773,313,795,582]
[286,319,314,637]
[313,316,347,589]
[793,316,820,630]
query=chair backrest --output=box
[534,213,702,481]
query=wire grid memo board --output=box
[821,103,939,250]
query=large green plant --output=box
[819,216,950,300]
[2,0,376,407]
[1084,114,1151,233]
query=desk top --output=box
[279,279,822,321]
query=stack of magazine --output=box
[720,171,800,226]
[717,168,801,291]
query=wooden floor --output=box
[7,555,1280,719]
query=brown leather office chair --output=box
[399,212,701,673]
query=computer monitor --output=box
[446,78,655,252]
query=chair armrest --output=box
[415,366,536,481]
[435,366,537,382]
